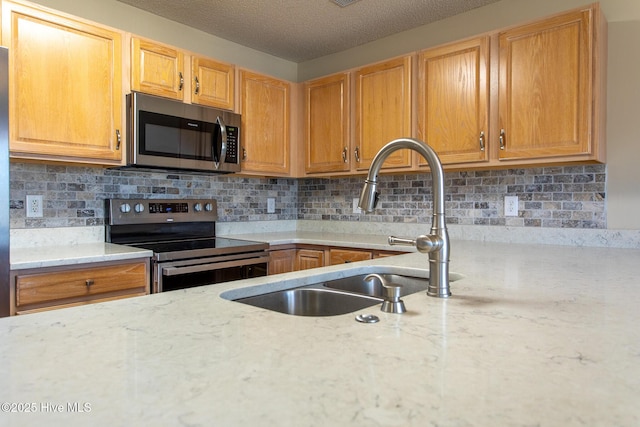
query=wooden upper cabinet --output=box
[191,56,235,110]
[240,70,290,175]
[497,5,605,162]
[131,37,185,100]
[2,0,123,164]
[304,72,351,174]
[355,56,413,171]
[417,37,490,166]
[131,37,235,109]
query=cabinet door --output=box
[305,73,351,173]
[269,249,296,275]
[355,56,412,171]
[329,248,372,265]
[240,70,290,175]
[295,249,324,271]
[417,37,490,165]
[191,56,235,110]
[498,8,595,160]
[2,1,123,163]
[131,37,185,100]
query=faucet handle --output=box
[388,236,416,246]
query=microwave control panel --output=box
[225,126,239,164]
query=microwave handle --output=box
[215,116,228,169]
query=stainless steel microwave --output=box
[126,92,241,173]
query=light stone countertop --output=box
[1,238,639,426]
[9,243,153,270]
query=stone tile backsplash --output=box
[9,162,606,229]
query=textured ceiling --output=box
[115,0,501,62]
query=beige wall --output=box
[25,0,640,230]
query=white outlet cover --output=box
[267,198,276,214]
[504,195,518,217]
[26,195,43,218]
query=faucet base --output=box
[427,289,452,298]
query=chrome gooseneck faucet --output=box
[358,138,451,298]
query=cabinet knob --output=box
[194,76,200,95]
[342,147,348,163]
[499,129,506,150]
[354,147,361,163]
[479,131,485,151]
[116,129,121,150]
[178,72,184,91]
[85,279,94,287]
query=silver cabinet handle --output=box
[342,147,348,163]
[178,72,184,91]
[85,279,94,287]
[194,76,200,95]
[116,129,121,150]
[354,147,361,163]
[479,131,485,151]
[499,129,505,150]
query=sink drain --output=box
[355,313,380,323]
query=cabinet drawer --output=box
[329,248,372,265]
[16,262,148,308]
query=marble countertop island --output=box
[1,238,639,426]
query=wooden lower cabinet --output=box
[269,245,402,274]
[295,249,324,271]
[11,259,150,315]
[268,248,297,275]
[329,248,372,265]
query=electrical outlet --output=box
[267,197,276,214]
[352,198,362,214]
[504,195,518,217]
[26,195,43,218]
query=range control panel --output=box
[107,198,218,225]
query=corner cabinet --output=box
[131,37,235,110]
[239,70,290,176]
[417,37,490,166]
[497,5,606,163]
[1,0,124,165]
[355,56,413,171]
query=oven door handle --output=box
[161,255,270,276]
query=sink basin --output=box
[234,287,383,316]
[322,273,428,297]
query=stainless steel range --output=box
[106,198,269,293]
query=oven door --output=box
[154,253,270,293]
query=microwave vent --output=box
[331,0,361,7]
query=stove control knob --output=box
[134,203,145,213]
[194,203,203,212]
[204,203,213,212]
[119,203,131,214]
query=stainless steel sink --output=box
[322,273,428,297]
[234,287,383,316]
[228,272,435,316]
